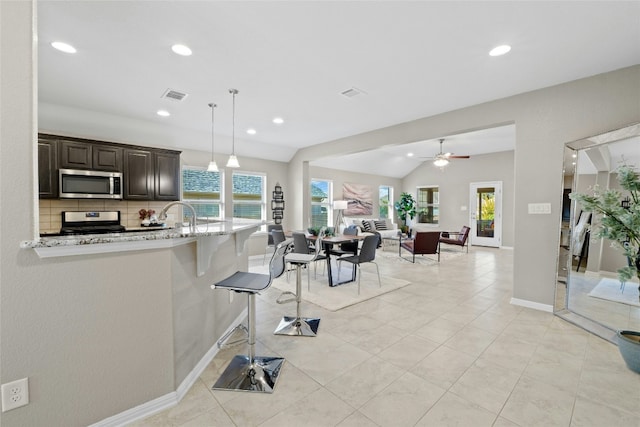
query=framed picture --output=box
[343,183,373,215]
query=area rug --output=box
[588,278,640,307]
[253,262,410,311]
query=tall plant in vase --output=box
[394,192,416,234]
[570,163,640,373]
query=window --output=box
[379,185,393,219]
[417,186,439,224]
[310,179,332,228]
[232,172,265,220]
[182,167,222,220]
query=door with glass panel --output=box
[469,181,502,247]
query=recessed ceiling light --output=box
[273,117,284,124]
[246,128,257,135]
[489,45,511,57]
[51,41,77,54]
[171,44,192,56]
[407,153,414,157]
[157,110,170,117]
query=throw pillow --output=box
[361,220,373,232]
[374,220,388,230]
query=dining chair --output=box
[336,234,381,294]
[263,224,284,264]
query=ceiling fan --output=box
[421,138,470,167]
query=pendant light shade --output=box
[226,88,240,168]
[207,102,218,172]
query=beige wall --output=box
[403,150,515,247]
[289,65,640,309]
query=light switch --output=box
[528,203,551,214]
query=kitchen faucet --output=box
[158,201,197,233]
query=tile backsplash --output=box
[39,199,181,233]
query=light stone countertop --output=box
[21,220,266,270]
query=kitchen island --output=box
[19,220,265,424]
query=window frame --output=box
[310,178,333,228]
[416,185,439,225]
[379,185,393,220]
[181,166,224,221]
[231,171,266,221]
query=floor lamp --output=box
[333,200,348,232]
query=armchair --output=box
[399,231,441,263]
[439,226,470,252]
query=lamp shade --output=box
[333,200,349,210]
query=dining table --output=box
[289,231,365,287]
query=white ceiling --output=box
[38,1,640,177]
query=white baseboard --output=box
[510,297,554,313]
[500,245,514,250]
[90,309,248,427]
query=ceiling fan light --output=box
[434,158,449,167]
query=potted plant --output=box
[570,163,640,373]
[394,192,416,234]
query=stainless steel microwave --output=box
[59,168,123,199]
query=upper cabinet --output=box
[59,139,123,172]
[38,134,181,201]
[38,137,58,198]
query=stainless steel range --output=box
[60,211,125,235]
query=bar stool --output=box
[274,227,326,336]
[210,239,292,393]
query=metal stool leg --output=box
[213,293,285,393]
[274,263,321,336]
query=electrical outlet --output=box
[2,378,29,412]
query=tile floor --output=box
[131,247,640,426]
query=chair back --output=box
[312,227,327,260]
[458,226,470,243]
[358,234,378,263]
[272,229,286,246]
[269,239,293,280]
[267,224,283,245]
[343,225,359,236]
[414,231,440,254]
[292,232,311,254]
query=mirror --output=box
[555,123,640,342]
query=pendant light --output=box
[207,102,218,172]
[226,88,240,168]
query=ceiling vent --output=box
[340,87,366,98]
[161,88,188,101]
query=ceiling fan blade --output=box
[448,155,470,159]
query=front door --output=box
[469,181,502,247]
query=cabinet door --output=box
[59,140,92,169]
[123,149,153,200]
[38,139,58,198]
[93,145,123,172]
[154,151,180,201]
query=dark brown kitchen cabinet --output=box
[123,149,154,200]
[38,138,58,198]
[153,151,180,201]
[59,139,123,172]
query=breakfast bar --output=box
[20,220,264,408]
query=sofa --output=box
[343,217,398,239]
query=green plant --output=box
[394,192,416,228]
[570,164,640,283]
